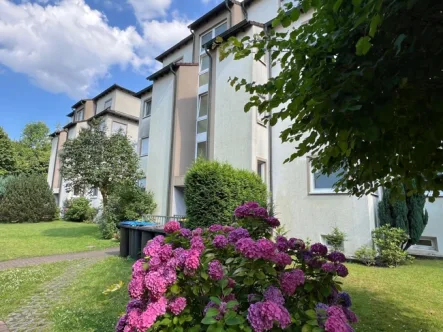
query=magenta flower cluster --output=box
[234,201,269,219]
[316,303,358,332]
[208,260,224,280]
[164,220,180,233]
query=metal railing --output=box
[143,215,187,227]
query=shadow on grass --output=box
[348,286,438,332]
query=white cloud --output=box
[0,0,191,99]
[127,0,172,22]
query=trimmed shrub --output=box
[324,227,346,251]
[184,160,267,228]
[372,225,414,267]
[354,246,377,266]
[98,183,157,239]
[63,197,97,222]
[118,202,358,332]
[0,176,13,198]
[0,174,57,223]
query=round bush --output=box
[118,202,358,332]
[0,174,58,223]
[63,197,97,222]
[184,160,267,229]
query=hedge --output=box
[184,159,267,228]
[0,174,58,223]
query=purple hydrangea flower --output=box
[272,252,292,267]
[190,236,205,253]
[192,228,203,236]
[208,260,224,280]
[179,228,192,238]
[321,262,337,273]
[223,226,235,233]
[337,292,352,308]
[169,297,187,315]
[310,243,328,256]
[184,249,200,270]
[328,251,346,263]
[263,286,285,305]
[228,227,250,244]
[325,306,353,332]
[236,237,260,259]
[343,307,358,323]
[115,314,127,332]
[336,264,349,277]
[208,224,223,232]
[256,238,276,260]
[144,271,167,300]
[247,300,291,332]
[289,238,306,250]
[212,235,228,249]
[279,269,305,295]
[164,221,181,234]
[265,217,280,227]
[276,236,289,252]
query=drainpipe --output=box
[225,0,232,27]
[264,25,274,208]
[191,29,196,62]
[166,64,178,216]
[205,47,213,160]
[241,0,248,20]
[50,134,59,190]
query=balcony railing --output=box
[143,215,187,227]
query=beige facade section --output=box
[114,90,141,117]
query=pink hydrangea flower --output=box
[158,244,173,262]
[139,297,168,331]
[223,226,235,233]
[272,252,292,267]
[192,228,203,236]
[169,297,187,315]
[128,275,144,300]
[132,259,146,278]
[324,306,352,332]
[143,240,161,257]
[208,260,224,280]
[279,269,305,296]
[164,221,181,233]
[184,249,200,270]
[227,277,236,288]
[236,237,260,259]
[213,235,228,249]
[180,228,192,238]
[190,236,205,253]
[208,224,223,232]
[256,238,276,260]
[144,271,167,299]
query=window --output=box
[73,186,83,196]
[257,160,266,182]
[104,99,112,110]
[196,94,208,159]
[309,162,344,194]
[75,108,84,121]
[138,178,147,190]
[143,100,152,118]
[140,137,149,156]
[91,187,98,197]
[321,235,344,251]
[111,121,127,134]
[411,237,438,251]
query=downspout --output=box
[225,0,232,27]
[166,64,178,216]
[50,134,59,190]
[205,47,213,160]
[264,25,274,208]
[191,29,196,62]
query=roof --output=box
[63,120,87,130]
[155,35,193,62]
[202,20,263,50]
[147,62,198,81]
[135,85,153,98]
[92,84,137,101]
[188,1,234,30]
[91,109,139,123]
[71,99,91,110]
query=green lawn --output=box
[50,256,133,332]
[344,259,443,332]
[0,261,71,319]
[0,220,118,261]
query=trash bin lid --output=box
[120,221,157,227]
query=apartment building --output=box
[47,84,141,209]
[133,0,443,257]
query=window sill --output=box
[142,115,151,119]
[140,154,149,157]
[308,191,348,196]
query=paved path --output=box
[0,248,119,271]
[5,258,101,332]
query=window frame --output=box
[308,160,345,195]
[143,99,152,118]
[111,121,127,135]
[75,108,84,122]
[410,237,438,251]
[104,98,112,111]
[91,187,99,197]
[195,93,209,159]
[257,159,267,183]
[140,136,150,156]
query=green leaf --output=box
[333,0,343,13]
[290,9,300,21]
[369,14,381,37]
[356,36,372,55]
[394,34,407,55]
[201,317,217,325]
[352,0,362,6]
[220,278,229,289]
[205,308,219,318]
[210,297,222,305]
[302,324,313,332]
[170,284,180,294]
[226,301,239,309]
[305,309,317,319]
[159,318,171,326]
[225,316,244,326]
[201,271,209,280]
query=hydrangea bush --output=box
[117,202,358,332]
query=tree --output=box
[59,120,141,206]
[0,127,16,176]
[13,122,51,175]
[378,186,428,250]
[221,0,443,199]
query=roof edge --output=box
[147,62,198,81]
[155,35,193,62]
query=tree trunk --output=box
[101,188,108,208]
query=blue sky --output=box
[0,0,222,139]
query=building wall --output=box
[104,115,139,143]
[247,0,280,23]
[114,90,141,117]
[47,135,59,189]
[95,90,117,114]
[162,41,194,67]
[138,91,153,175]
[146,74,175,215]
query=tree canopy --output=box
[221,0,443,200]
[59,120,141,206]
[0,127,16,176]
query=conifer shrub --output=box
[184,160,267,229]
[63,197,97,222]
[0,174,58,223]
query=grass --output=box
[344,259,443,332]
[0,261,71,319]
[0,220,118,261]
[50,256,133,332]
